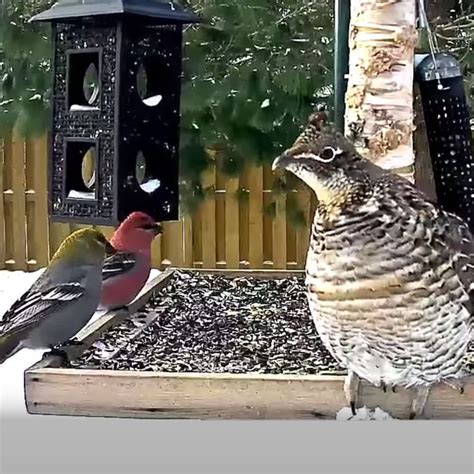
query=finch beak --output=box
[153,223,163,236]
[143,222,162,236]
[272,153,292,172]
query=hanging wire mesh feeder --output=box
[415,53,473,230]
[414,0,474,229]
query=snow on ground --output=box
[336,406,394,421]
[0,268,160,418]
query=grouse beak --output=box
[272,153,293,172]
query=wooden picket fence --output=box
[0,133,316,272]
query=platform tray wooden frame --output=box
[24,269,474,420]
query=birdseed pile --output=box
[72,271,474,375]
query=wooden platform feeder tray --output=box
[24,269,474,420]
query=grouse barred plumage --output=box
[272,112,473,418]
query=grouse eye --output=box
[318,146,337,162]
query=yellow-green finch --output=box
[0,228,114,364]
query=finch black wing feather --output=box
[0,283,85,336]
[102,252,137,282]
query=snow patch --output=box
[68,190,95,200]
[143,95,162,107]
[336,406,394,421]
[0,268,161,417]
[70,104,100,112]
[140,179,161,193]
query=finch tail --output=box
[0,334,22,365]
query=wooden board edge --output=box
[24,369,474,420]
[127,267,175,314]
[26,369,348,381]
[25,268,176,371]
[24,369,474,385]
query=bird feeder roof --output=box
[30,0,199,24]
[414,53,462,82]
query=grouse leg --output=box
[410,385,431,419]
[344,370,360,416]
[380,380,397,393]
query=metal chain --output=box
[417,0,447,89]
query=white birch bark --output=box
[344,0,418,182]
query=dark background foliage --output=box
[0,0,472,216]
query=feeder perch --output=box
[415,53,474,230]
[31,0,199,225]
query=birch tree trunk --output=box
[344,0,418,182]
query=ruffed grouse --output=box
[272,112,472,419]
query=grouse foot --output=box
[344,371,360,416]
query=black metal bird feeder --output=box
[31,0,199,225]
[415,53,474,230]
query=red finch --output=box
[99,212,162,311]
